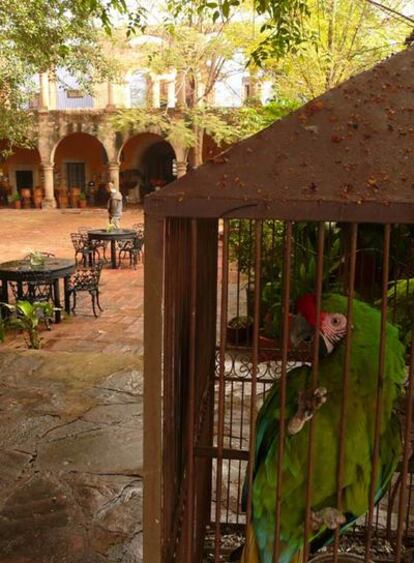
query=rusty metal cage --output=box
[144,47,414,563]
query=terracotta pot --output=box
[33,197,43,209]
[13,200,21,209]
[20,188,31,199]
[69,195,79,208]
[57,193,68,209]
[78,198,87,209]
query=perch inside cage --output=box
[144,46,414,563]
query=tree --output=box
[111,3,279,165]
[261,0,413,101]
[0,0,132,153]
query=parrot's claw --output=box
[311,507,346,531]
[287,386,328,435]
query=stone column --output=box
[176,71,187,108]
[42,163,56,208]
[108,162,120,191]
[48,72,58,110]
[106,81,115,110]
[167,80,175,108]
[176,160,187,178]
[151,77,160,109]
[39,72,49,110]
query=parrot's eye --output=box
[329,314,347,330]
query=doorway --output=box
[15,170,33,191]
[66,162,86,190]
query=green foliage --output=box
[10,192,21,202]
[140,0,310,62]
[385,279,414,349]
[2,300,56,349]
[27,251,46,266]
[0,0,124,152]
[261,0,411,100]
[229,220,344,339]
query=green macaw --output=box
[240,293,406,563]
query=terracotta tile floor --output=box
[0,207,144,354]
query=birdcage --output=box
[143,47,414,563]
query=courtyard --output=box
[0,208,144,562]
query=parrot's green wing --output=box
[243,295,406,563]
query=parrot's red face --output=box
[291,293,348,355]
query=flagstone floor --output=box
[0,208,144,562]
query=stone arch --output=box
[51,132,109,192]
[118,132,176,200]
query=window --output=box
[66,89,83,99]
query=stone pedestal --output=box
[176,161,187,178]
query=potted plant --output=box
[78,191,87,208]
[1,300,56,349]
[227,315,253,346]
[10,192,22,209]
[26,251,46,267]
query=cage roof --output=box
[146,47,414,223]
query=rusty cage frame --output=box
[144,46,414,563]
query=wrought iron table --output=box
[87,229,138,269]
[0,258,76,323]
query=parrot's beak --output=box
[290,314,314,348]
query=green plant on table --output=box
[2,300,56,349]
[106,223,116,232]
[10,193,21,202]
[27,251,46,267]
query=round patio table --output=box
[87,229,137,269]
[0,257,76,323]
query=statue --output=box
[107,182,123,229]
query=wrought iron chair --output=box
[70,233,100,266]
[78,226,108,261]
[66,261,104,318]
[117,223,144,268]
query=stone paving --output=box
[0,208,144,562]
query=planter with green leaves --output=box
[2,300,57,349]
[10,193,22,209]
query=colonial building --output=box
[1,57,272,208]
